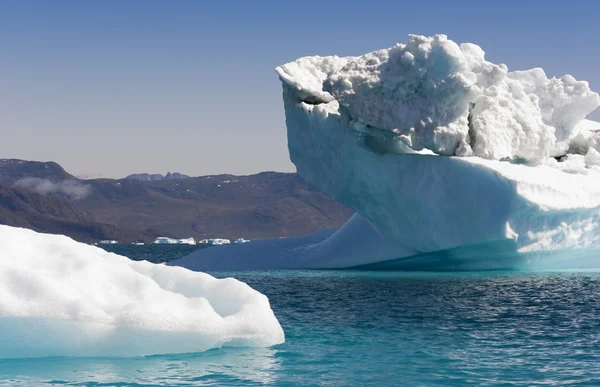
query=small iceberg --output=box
[199,238,232,246]
[154,236,178,244]
[154,236,197,245]
[0,225,284,358]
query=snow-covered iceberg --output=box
[277,34,600,161]
[0,226,284,358]
[174,34,600,271]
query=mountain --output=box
[0,159,74,181]
[0,184,154,242]
[0,160,352,243]
[126,172,190,181]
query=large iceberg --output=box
[0,225,284,358]
[174,35,600,271]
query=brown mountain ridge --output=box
[0,159,352,243]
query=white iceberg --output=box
[0,225,284,358]
[276,34,600,161]
[173,35,600,271]
[154,236,178,244]
[177,237,197,245]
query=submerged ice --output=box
[0,226,284,358]
[173,35,600,271]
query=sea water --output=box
[1,246,599,386]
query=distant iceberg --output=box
[0,226,284,358]
[173,34,600,271]
[154,236,197,245]
[198,238,231,246]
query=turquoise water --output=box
[98,244,205,263]
[1,246,600,386]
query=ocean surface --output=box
[1,245,599,386]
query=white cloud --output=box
[13,178,92,200]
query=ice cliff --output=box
[173,35,600,271]
[0,226,284,358]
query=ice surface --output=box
[276,34,600,162]
[0,226,284,358]
[173,211,600,271]
[173,214,407,270]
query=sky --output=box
[2,0,600,179]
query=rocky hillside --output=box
[0,159,352,243]
[125,172,190,181]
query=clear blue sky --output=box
[2,0,599,178]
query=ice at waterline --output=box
[0,226,284,358]
[173,34,600,271]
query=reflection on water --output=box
[0,347,281,386]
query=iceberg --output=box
[173,34,600,271]
[0,225,284,358]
